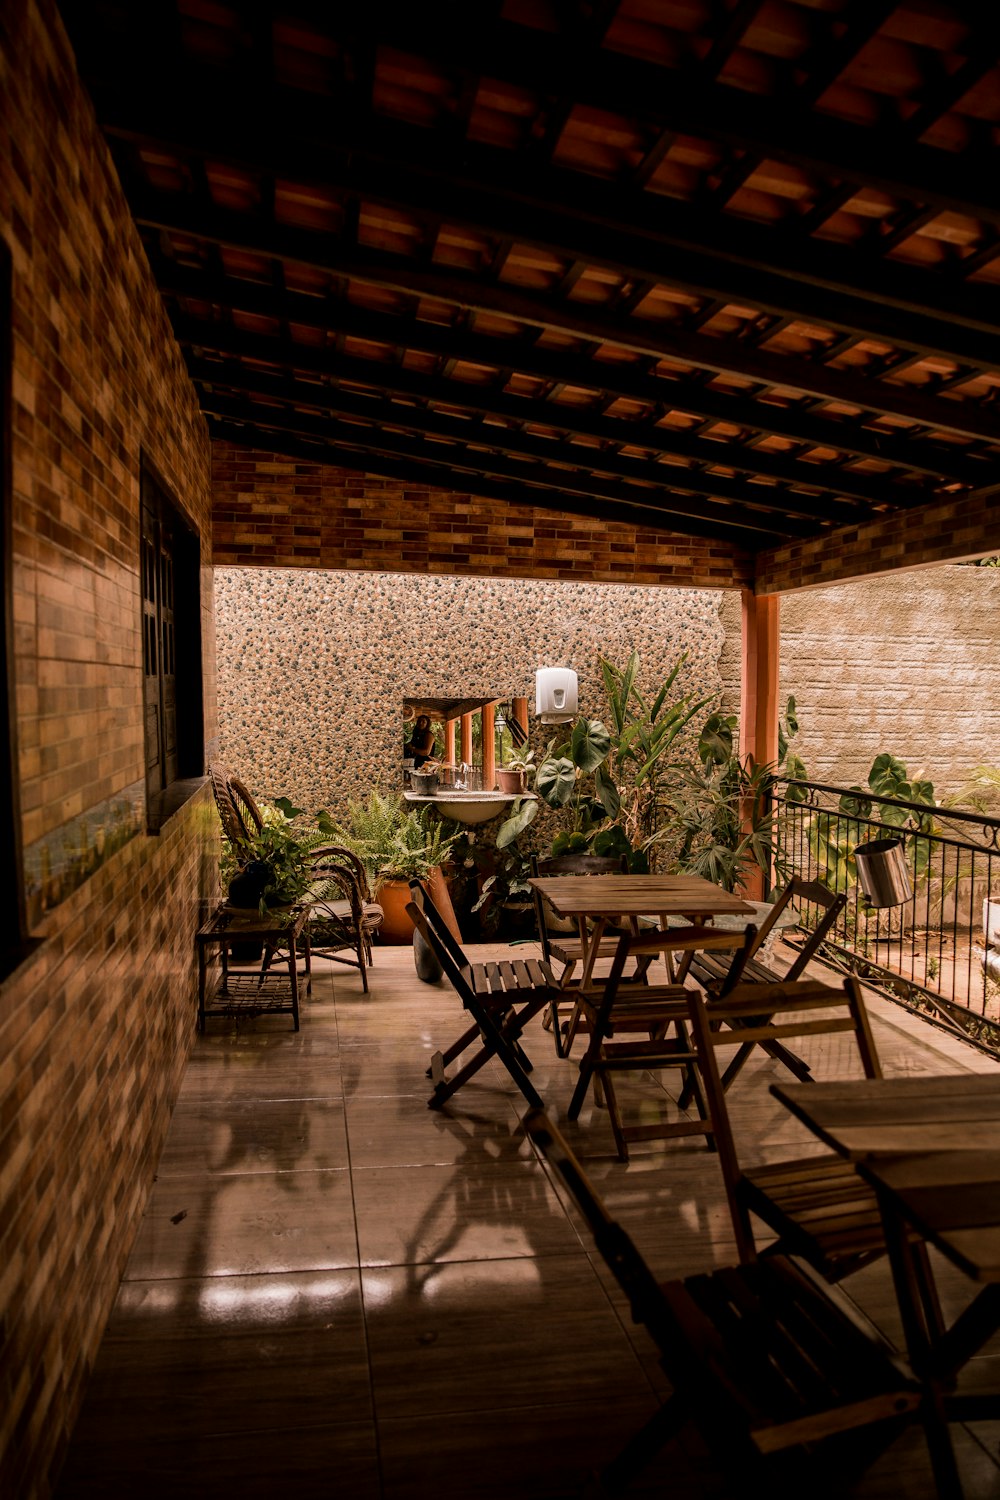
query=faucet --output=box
[455,761,470,790]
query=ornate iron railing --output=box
[773,778,1000,1057]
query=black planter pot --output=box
[413,926,443,983]
[227,860,271,962]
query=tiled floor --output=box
[56,938,1000,1499]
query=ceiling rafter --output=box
[189,362,873,526]
[91,79,1000,352]
[201,391,805,541]
[126,186,1000,442]
[55,0,1000,557]
[164,286,983,488]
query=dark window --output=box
[140,463,204,824]
[1,238,35,975]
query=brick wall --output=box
[1,4,217,1496]
[755,488,1000,595]
[210,442,755,588]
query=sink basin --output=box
[403,790,536,826]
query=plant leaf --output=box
[495,797,539,848]
[536,755,577,806]
[570,718,611,773]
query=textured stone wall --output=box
[1,6,217,1496]
[778,565,1000,798]
[214,568,728,815]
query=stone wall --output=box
[777,565,1000,799]
[213,568,728,815]
[1,6,217,1496]
[215,562,1000,822]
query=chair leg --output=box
[600,1070,630,1162]
[594,1393,691,1494]
[426,1019,482,1076]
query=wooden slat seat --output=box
[407,879,557,1111]
[525,1110,928,1496]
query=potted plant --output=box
[325,790,461,943]
[497,749,536,795]
[220,801,327,915]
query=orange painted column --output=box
[739,589,780,898]
[443,719,456,766]
[482,702,496,790]
[512,696,529,743]
[460,712,473,767]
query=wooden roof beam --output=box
[129,189,1000,441]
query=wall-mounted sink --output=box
[403,790,536,826]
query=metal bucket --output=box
[853,837,913,908]
[410,770,439,795]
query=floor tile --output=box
[125,1168,359,1279]
[56,1419,380,1500]
[66,1270,371,1440]
[353,1160,584,1266]
[155,1097,350,1177]
[361,1254,649,1420]
[344,1091,526,1169]
[177,1032,343,1102]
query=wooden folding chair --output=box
[525,1109,927,1497]
[407,879,557,1111]
[685,977,944,1320]
[566,921,758,1161]
[686,876,848,1091]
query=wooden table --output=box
[529,873,755,990]
[196,903,311,1031]
[771,1075,1000,1384]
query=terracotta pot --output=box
[376,879,418,944]
[497,768,527,794]
[375,868,464,946]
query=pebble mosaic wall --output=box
[214,567,729,817]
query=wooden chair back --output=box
[524,1108,922,1493]
[529,852,628,964]
[778,877,849,980]
[685,976,882,1262]
[566,920,758,1160]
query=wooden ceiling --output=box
[58,0,1000,553]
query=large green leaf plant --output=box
[495,651,709,870]
[659,704,796,892]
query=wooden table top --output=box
[772,1075,1000,1283]
[528,873,755,919]
[771,1075,1000,1157]
[198,902,309,942]
[856,1149,1000,1283]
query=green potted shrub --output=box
[324,790,460,943]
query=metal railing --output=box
[773,778,1000,1057]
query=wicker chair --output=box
[209,763,384,991]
